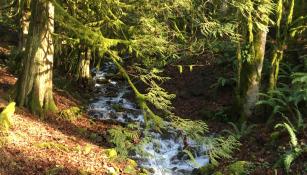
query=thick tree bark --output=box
[16,0,57,115]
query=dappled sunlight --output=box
[0,0,306,174]
[1,109,112,174]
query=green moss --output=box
[123,165,137,174]
[36,141,70,152]
[59,107,82,121]
[105,148,118,158]
[45,166,64,175]
[227,161,251,175]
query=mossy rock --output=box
[59,107,82,121]
[227,161,251,175]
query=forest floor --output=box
[0,66,139,175]
[0,30,306,174]
[0,60,306,174]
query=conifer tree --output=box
[15,0,57,115]
[18,0,31,52]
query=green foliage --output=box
[36,141,70,152]
[204,135,241,166]
[108,124,140,157]
[198,163,216,175]
[257,72,307,128]
[227,161,251,175]
[139,68,175,113]
[170,117,208,142]
[274,122,306,173]
[210,77,236,89]
[123,159,138,175]
[223,122,257,139]
[59,107,82,121]
[291,72,307,104]
[45,166,64,175]
[169,114,240,166]
[0,102,15,131]
[105,148,117,159]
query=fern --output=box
[108,125,140,157]
[257,72,307,127]
[275,123,297,146]
[170,116,208,142]
[223,122,257,139]
[204,135,241,166]
[290,72,307,105]
[183,149,202,168]
[274,122,306,173]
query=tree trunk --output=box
[268,0,295,91]
[77,47,91,84]
[18,0,31,52]
[237,0,270,121]
[16,0,57,116]
[238,30,268,121]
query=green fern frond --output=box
[275,123,297,147]
[205,135,240,166]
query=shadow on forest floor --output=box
[0,146,80,175]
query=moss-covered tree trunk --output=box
[16,0,57,115]
[268,0,295,91]
[237,0,270,121]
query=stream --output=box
[87,62,209,175]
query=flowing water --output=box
[88,62,209,175]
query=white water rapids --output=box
[88,62,209,175]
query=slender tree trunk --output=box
[16,0,57,116]
[238,30,268,120]
[77,47,91,83]
[237,0,270,121]
[268,0,295,91]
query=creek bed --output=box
[88,62,209,175]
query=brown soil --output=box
[0,65,135,175]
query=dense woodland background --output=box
[0,0,306,174]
